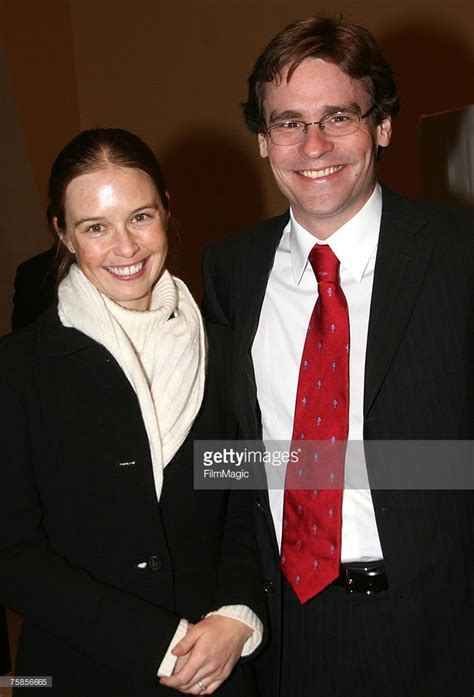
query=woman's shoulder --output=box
[0,306,59,384]
[0,320,38,365]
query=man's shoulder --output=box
[381,185,474,241]
[205,212,289,258]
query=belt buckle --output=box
[343,567,357,594]
[342,564,386,595]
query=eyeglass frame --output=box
[263,104,378,145]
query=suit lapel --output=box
[234,214,289,440]
[231,215,287,554]
[364,187,433,417]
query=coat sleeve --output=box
[203,323,269,655]
[212,486,269,659]
[0,370,180,684]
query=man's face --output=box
[258,58,392,238]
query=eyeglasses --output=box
[264,105,376,146]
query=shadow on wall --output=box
[378,19,474,199]
[160,129,265,301]
[420,106,474,207]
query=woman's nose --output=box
[114,227,139,257]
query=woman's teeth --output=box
[106,260,145,276]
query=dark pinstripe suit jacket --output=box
[202,186,474,697]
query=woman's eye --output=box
[133,212,148,223]
[87,223,104,234]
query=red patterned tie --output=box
[281,244,350,603]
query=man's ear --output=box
[377,115,392,149]
[258,133,269,159]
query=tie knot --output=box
[308,244,340,284]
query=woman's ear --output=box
[53,218,75,254]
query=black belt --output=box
[332,561,388,594]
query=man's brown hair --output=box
[243,16,400,134]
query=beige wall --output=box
[1,0,473,326]
[0,0,80,333]
[0,45,45,335]
[0,0,80,208]
[69,0,474,296]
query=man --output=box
[202,16,473,697]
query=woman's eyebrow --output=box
[74,216,104,228]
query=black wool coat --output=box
[0,309,266,697]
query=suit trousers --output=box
[281,578,406,697]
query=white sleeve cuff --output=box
[205,605,263,656]
[156,618,189,678]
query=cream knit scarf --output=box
[58,264,206,501]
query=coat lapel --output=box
[36,306,97,356]
[364,187,433,417]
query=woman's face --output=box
[58,165,169,311]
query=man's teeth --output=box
[106,260,145,277]
[299,165,343,179]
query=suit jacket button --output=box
[147,555,162,571]
[263,580,275,594]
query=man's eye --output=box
[328,112,355,125]
[279,121,302,130]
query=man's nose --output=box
[300,123,335,158]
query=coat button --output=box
[147,555,162,571]
[256,500,264,511]
[263,580,275,594]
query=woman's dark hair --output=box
[48,128,169,282]
[243,16,400,134]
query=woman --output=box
[0,129,265,696]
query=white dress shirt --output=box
[252,184,384,562]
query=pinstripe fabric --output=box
[202,187,474,697]
[281,578,406,697]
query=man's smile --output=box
[298,165,344,179]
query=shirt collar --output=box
[289,183,382,285]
